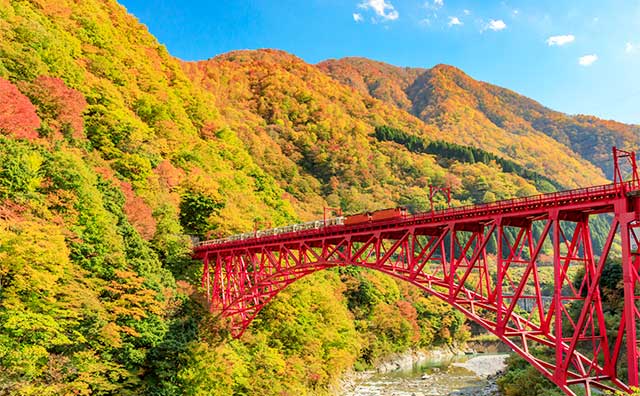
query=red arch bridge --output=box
[193,148,640,395]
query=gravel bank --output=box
[451,355,507,377]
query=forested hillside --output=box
[182,49,556,213]
[0,1,518,394]
[319,57,639,179]
[0,1,633,395]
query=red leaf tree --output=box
[120,181,157,240]
[23,76,87,140]
[0,78,40,140]
[154,160,185,190]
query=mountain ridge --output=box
[181,49,607,190]
[182,48,606,217]
[318,57,639,179]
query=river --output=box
[341,353,508,396]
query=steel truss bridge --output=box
[193,148,640,395]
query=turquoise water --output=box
[344,354,507,396]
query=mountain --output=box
[319,57,640,179]
[0,2,508,394]
[182,49,564,215]
[0,1,634,395]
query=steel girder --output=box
[195,184,640,395]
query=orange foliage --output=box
[93,166,118,182]
[0,78,40,140]
[154,160,185,190]
[120,182,156,240]
[396,300,421,342]
[23,76,87,140]
[319,57,425,111]
[0,200,28,222]
[319,58,616,187]
[200,121,222,140]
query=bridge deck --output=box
[194,181,639,255]
[194,149,640,395]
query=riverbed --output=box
[341,353,508,396]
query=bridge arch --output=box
[194,182,640,395]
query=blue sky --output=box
[120,0,640,124]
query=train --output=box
[344,207,407,225]
[196,207,408,246]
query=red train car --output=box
[344,213,370,226]
[344,207,407,226]
[371,207,407,222]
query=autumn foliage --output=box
[319,58,637,185]
[121,181,156,240]
[154,159,185,190]
[0,78,40,140]
[0,0,638,395]
[22,76,87,140]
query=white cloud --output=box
[359,0,399,21]
[485,19,506,31]
[448,16,462,26]
[353,13,363,22]
[578,54,598,66]
[626,42,639,54]
[463,9,471,15]
[546,34,575,46]
[424,0,442,12]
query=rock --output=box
[450,355,507,378]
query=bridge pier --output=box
[619,200,640,389]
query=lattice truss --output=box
[199,203,640,395]
[195,148,640,395]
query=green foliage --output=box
[497,354,563,396]
[0,137,44,201]
[178,272,362,395]
[0,6,309,393]
[142,295,202,395]
[114,153,153,182]
[179,190,224,238]
[607,387,640,396]
[0,136,176,394]
[152,203,198,282]
[571,257,623,309]
[375,125,562,190]
[339,268,469,367]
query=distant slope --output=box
[182,49,566,216]
[319,57,638,180]
[317,57,425,112]
[181,49,438,215]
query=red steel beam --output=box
[194,180,640,395]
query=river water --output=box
[342,354,508,396]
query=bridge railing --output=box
[411,181,629,223]
[194,217,345,247]
[195,181,636,249]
